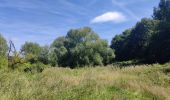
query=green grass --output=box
[0,64,170,100]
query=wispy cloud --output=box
[0,20,64,49]
[0,0,38,10]
[112,0,140,21]
[91,11,126,24]
[0,0,159,49]
[87,0,98,7]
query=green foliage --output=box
[23,62,48,73]
[0,64,169,99]
[0,55,8,69]
[38,46,50,65]
[111,0,170,64]
[48,49,58,66]
[147,21,170,63]
[21,42,51,65]
[148,0,170,63]
[8,54,25,69]
[153,0,170,21]
[21,42,42,56]
[51,27,115,67]
[0,34,8,69]
[0,34,8,56]
[2,0,170,70]
[111,29,132,60]
[111,18,158,61]
[66,27,99,48]
[16,42,50,72]
[52,36,66,48]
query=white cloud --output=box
[91,11,127,24]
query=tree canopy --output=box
[51,27,115,68]
[149,0,170,63]
[111,18,158,61]
[111,0,170,63]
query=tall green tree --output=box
[153,0,170,21]
[111,29,131,60]
[126,18,158,59]
[111,18,158,61]
[50,37,68,66]
[149,0,170,63]
[21,42,42,64]
[111,0,170,63]
[51,27,115,67]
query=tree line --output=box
[0,0,170,72]
[0,27,115,72]
[111,0,170,64]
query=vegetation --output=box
[0,0,170,99]
[0,63,170,100]
[111,19,158,61]
[51,27,115,67]
[0,1,169,70]
[0,34,8,69]
[111,0,170,63]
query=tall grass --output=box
[0,64,170,100]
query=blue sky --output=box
[0,0,160,50]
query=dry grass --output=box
[0,64,170,100]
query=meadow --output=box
[0,63,170,100]
[0,0,170,100]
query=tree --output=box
[111,18,158,61]
[50,37,68,66]
[21,42,42,64]
[111,0,170,64]
[48,49,58,66]
[126,18,158,59]
[111,29,131,60]
[52,36,66,48]
[51,27,115,67]
[149,0,170,63]
[66,27,99,48]
[21,42,42,56]
[153,0,170,21]
[0,34,8,69]
[38,46,50,65]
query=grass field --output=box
[0,63,170,100]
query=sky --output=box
[0,0,160,50]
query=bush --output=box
[0,56,8,69]
[0,34,8,69]
[22,62,48,73]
